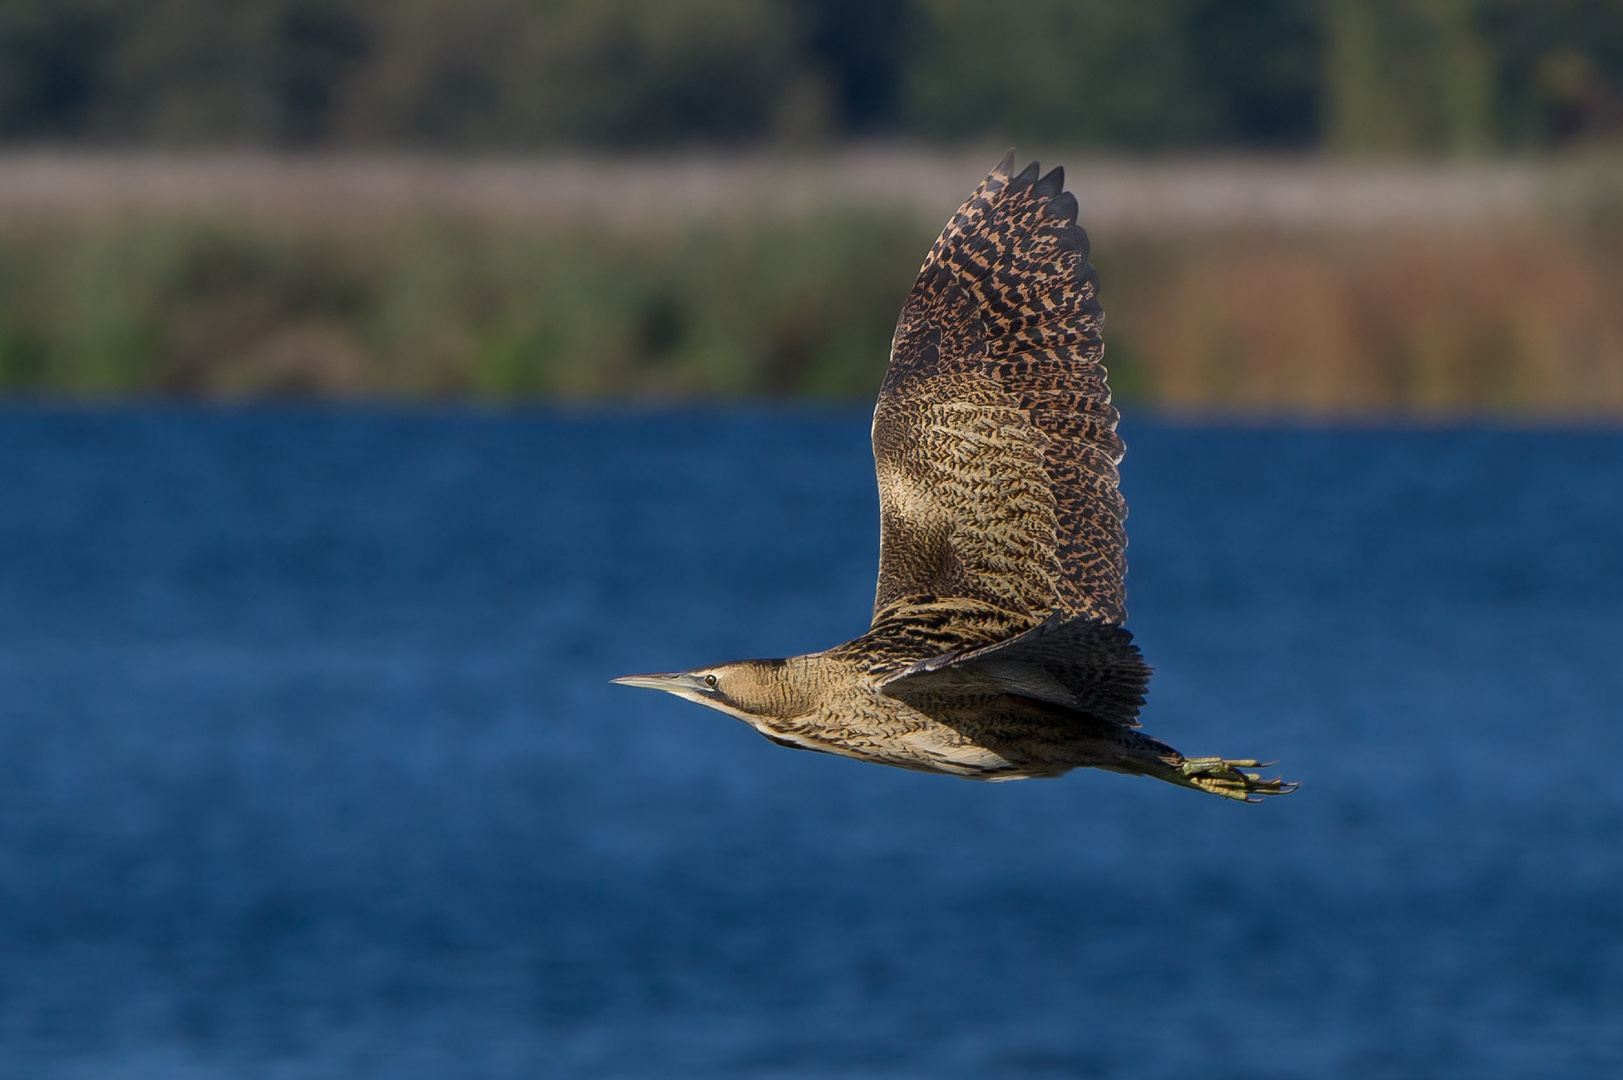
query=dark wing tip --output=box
[1008,159,1041,194]
[995,148,1017,179]
[1060,224,1090,257]
[1042,190,1079,223]
[1033,165,1065,198]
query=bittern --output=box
[615,153,1295,801]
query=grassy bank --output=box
[0,212,935,400]
[2,204,1622,415]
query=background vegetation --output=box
[0,213,931,400]
[3,1,1623,413]
[1,0,1621,154]
[4,186,1622,416]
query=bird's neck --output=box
[744,655,826,721]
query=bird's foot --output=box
[1177,757,1298,802]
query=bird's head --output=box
[611,658,809,723]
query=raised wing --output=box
[872,153,1127,628]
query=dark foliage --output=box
[1478,0,1623,146]
[0,0,1620,151]
[0,1,112,138]
[1187,0,1323,148]
[789,0,912,132]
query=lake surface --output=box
[0,408,1620,1079]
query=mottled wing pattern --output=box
[836,597,1035,681]
[872,373,1063,623]
[872,153,1127,629]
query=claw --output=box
[1176,756,1297,802]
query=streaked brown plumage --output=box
[615,153,1295,801]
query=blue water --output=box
[1,408,1620,1079]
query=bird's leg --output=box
[1172,756,1298,801]
[1111,731,1298,802]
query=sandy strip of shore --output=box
[0,148,1555,232]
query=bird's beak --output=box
[611,672,706,695]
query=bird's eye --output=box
[703,674,719,689]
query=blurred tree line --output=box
[0,0,1619,152]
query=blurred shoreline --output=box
[1,150,1621,415]
[0,148,1560,233]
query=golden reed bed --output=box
[1110,227,1623,417]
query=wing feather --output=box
[872,153,1127,629]
[873,377,1062,619]
[874,613,1150,728]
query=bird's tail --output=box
[1109,729,1298,802]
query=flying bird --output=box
[615,153,1295,801]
